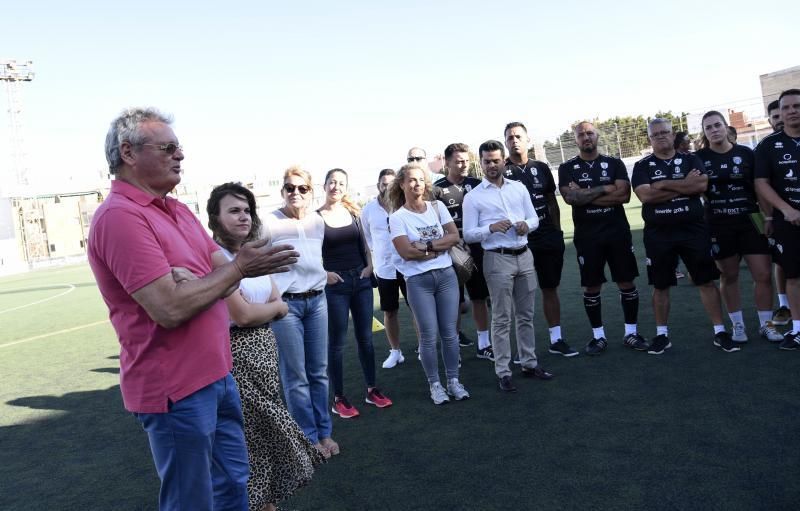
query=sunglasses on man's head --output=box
[283,183,311,195]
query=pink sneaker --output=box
[331,397,360,418]
[365,388,393,408]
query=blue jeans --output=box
[326,267,376,397]
[134,373,249,511]
[405,266,460,384]
[271,292,332,444]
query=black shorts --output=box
[528,229,565,289]
[376,271,408,311]
[643,223,720,289]
[459,243,490,302]
[574,227,639,288]
[709,220,770,260]
[772,218,800,279]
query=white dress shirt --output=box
[262,209,327,294]
[360,198,397,280]
[462,178,539,250]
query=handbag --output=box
[432,201,476,285]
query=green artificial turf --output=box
[2,203,798,510]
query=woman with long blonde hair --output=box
[388,163,470,405]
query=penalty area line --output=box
[0,319,110,349]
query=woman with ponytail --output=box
[318,168,393,419]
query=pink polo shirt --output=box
[88,180,232,413]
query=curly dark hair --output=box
[206,182,262,252]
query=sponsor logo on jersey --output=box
[704,160,711,167]
[581,172,589,179]
[448,198,456,205]
[654,169,663,176]
[601,170,608,177]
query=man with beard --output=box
[434,143,493,358]
[755,89,800,349]
[503,122,575,357]
[766,99,792,326]
[463,140,553,392]
[631,118,736,355]
[558,122,648,355]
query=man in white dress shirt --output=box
[463,140,554,392]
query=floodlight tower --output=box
[1,59,35,190]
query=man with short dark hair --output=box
[464,140,553,393]
[631,118,736,355]
[766,99,792,326]
[755,89,800,349]
[503,122,572,357]
[434,143,493,359]
[89,107,298,510]
[362,168,412,368]
[559,121,648,355]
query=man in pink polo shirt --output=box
[89,107,298,511]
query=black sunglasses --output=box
[283,183,311,195]
[407,156,425,162]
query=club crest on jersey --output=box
[465,184,472,192]
[733,156,742,165]
[601,162,608,170]
[704,160,711,167]
[530,168,538,176]
[674,158,682,165]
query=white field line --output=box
[0,319,110,349]
[0,284,76,315]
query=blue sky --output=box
[0,0,796,194]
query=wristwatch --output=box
[426,240,434,253]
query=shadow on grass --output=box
[90,367,120,375]
[1,385,158,511]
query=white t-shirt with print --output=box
[388,201,454,278]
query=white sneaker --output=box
[446,379,470,400]
[429,382,450,405]
[732,322,748,343]
[382,349,405,369]
[759,321,783,342]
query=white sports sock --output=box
[656,325,668,337]
[477,330,490,349]
[757,310,772,327]
[713,324,726,335]
[778,294,789,308]
[624,323,637,335]
[549,326,562,343]
[793,320,800,333]
[592,327,606,339]
[728,311,743,325]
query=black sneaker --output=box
[584,337,608,356]
[713,331,740,353]
[414,345,420,354]
[779,331,800,351]
[458,331,475,347]
[476,346,495,361]
[622,333,649,351]
[549,339,579,357]
[647,334,672,355]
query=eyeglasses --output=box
[140,142,183,154]
[649,130,672,138]
[407,156,425,162]
[283,183,311,195]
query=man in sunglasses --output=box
[631,118,733,355]
[88,107,299,510]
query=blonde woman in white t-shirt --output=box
[387,163,470,405]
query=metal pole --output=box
[615,122,623,158]
[558,135,565,164]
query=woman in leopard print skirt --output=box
[208,182,324,511]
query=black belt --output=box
[488,246,528,256]
[282,289,323,300]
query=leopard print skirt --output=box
[230,326,325,509]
